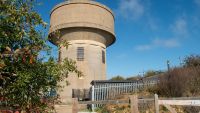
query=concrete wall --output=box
[50,0,115,35]
[49,0,115,47]
[48,0,115,112]
[59,40,106,103]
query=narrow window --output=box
[58,49,61,62]
[77,47,84,61]
[102,50,105,63]
[58,45,63,62]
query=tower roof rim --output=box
[50,0,115,20]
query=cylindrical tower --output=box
[48,0,115,107]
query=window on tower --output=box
[77,47,84,61]
[102,50,105,63]
[58,50,61,62]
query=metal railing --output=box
[90,79,157,109]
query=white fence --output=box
[75,94,200,113]
[90,79,157,109]
[155,94,200,113]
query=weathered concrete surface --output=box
[49,0,115,47]
[48,0,115,112]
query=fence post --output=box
[154,94,159,113]
[72,98,78,113]
[91,86,95,111]
[129,95,139,113]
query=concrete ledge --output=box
[48,25,116,47]
[49,22,115,36]
[50,0,114,19]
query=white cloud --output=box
[135,38,180,51]
[117,0,144,20]
[135,45,152,51]
[147,16,159,31]
[116,53,128,59]
[135,17,190,51]
[153,38,180,48]
[172,18,188,37]
[195,0,200,6]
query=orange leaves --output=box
[22,52,36,64]
[1,46,37,64]
[0,61,6,69]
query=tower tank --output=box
[48,0,116,107]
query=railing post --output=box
[129,95,139,113]
[155,94,159,113]
[91,85,95,111]
[72,98,78,113]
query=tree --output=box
[184,55,200,67]
[126,75,142,81]
[144,70,156,77]
[144,70,163,78]
[153,55,200,97]
[0,0,82,112]
[110,75,125,81]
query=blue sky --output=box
[36,0,200,79]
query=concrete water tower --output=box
[48,0,115,109]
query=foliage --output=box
[95,94,130,113]
[95,104,130,113]
[126,75,142,81]
[184,55,200,67]
[125,70,163,81]
[155,66,200,97]
[0,0,82,112]
[144,70,156,77]
[144,70,163,78]
[0,0,48,52]
[110,75,125,81]
[147,55,200,97]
